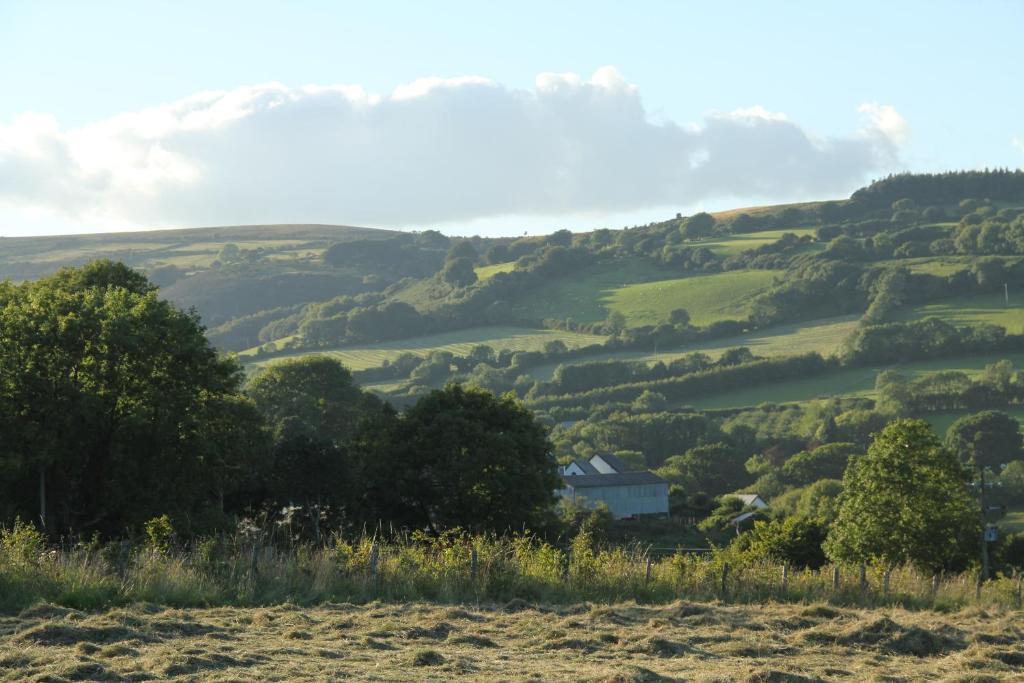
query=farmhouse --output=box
[557,453,669,519]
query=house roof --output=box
[560,471,667,489]
[734,494,768,508]
[590,452,630,473]
[730,511,764,525]
[565,459,600,475]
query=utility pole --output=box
[1005,283,1009,306]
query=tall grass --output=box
[1,528,1020,613]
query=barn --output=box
[557,453,670,519]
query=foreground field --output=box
[2,601,1020,682]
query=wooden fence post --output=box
[859,562,867,593]
[563,548,572,583]
[781,564,789,593]
[882,570,890,597]
[644,556,652,584]
[975,572,983,602]
[470,547,478,582]
[720,562,730,601]
[832,566,840,592]
[931,574,940,599]
[368,542,379,591]
[1016,573,1022,609]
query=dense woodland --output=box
[4,171,1024,575]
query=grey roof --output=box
[560,471,667,489]
[568,459,600,475]
[590,452,631,473]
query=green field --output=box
[894,291,1024,332]
[245,326,607,372]
[605,269,781,327]
[526,314,860,380]
[685,351,1024,410]
[1000,509,1024,534]
[923,409,1024,438]
[474,261,517,280]
[696,228,818,255]
[505,258,780,327]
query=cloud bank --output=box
[0,67,905,229]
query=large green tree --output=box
[246,356,385,537]
[363,384,559,533]
[945,410,1023,472]
[0,261,268,536]
[824,419,979,572]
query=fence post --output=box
[563,548,572,584]
[975,572,983,602]
[882,570,890,597]
[644,556,652,584]
[720,562,730,601]
[859,562,867,593]
[470,547,478,582]
[1016,573,1022,609]
[931,574,940,599]
[368,541,379,592]
[831,566,840,592]
[781,564,789,593]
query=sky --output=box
[1,0,1022,238]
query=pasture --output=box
[2,601,1020,682]
[696,228,818,255]
[506,258,780,327]
[894,291,1024,333]
[474,261,517,280]
[245,326,607,372]
[684,352,1024,410]
[526,315,859,380]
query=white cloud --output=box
[1013,136,1024,153]
[858,102,909,146]
[0,68,905,230]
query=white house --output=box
[557,453,669,519]
[733,493,769,510]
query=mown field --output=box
[696,228,818,255]
[245,326,607,372]
[2,601,1021,682]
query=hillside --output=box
[7,171,1024,514]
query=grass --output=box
[684,352,1024,410]
[504,258,780,327]
[923,410,1024,438]
[603,270,780,327]
[2,601,1021,681]
[1000,510,1024,534]
[694,228,818,256]
[244,326,607,371]
[474,261,517,280]
[894,290,1024,333]
[525,315,860,381]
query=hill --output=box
[7,170,1024,518]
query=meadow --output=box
[505,258,780,327]
[526,315,859,381]
[684,352,1024,411]
[894,291,1024,333]
[245,326,607,372]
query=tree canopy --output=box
[824,419,979,572]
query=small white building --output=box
[733,493,769,510]
[557,453,669,519]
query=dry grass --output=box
[2,600,1021,681]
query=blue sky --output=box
[1,0,1022,237]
